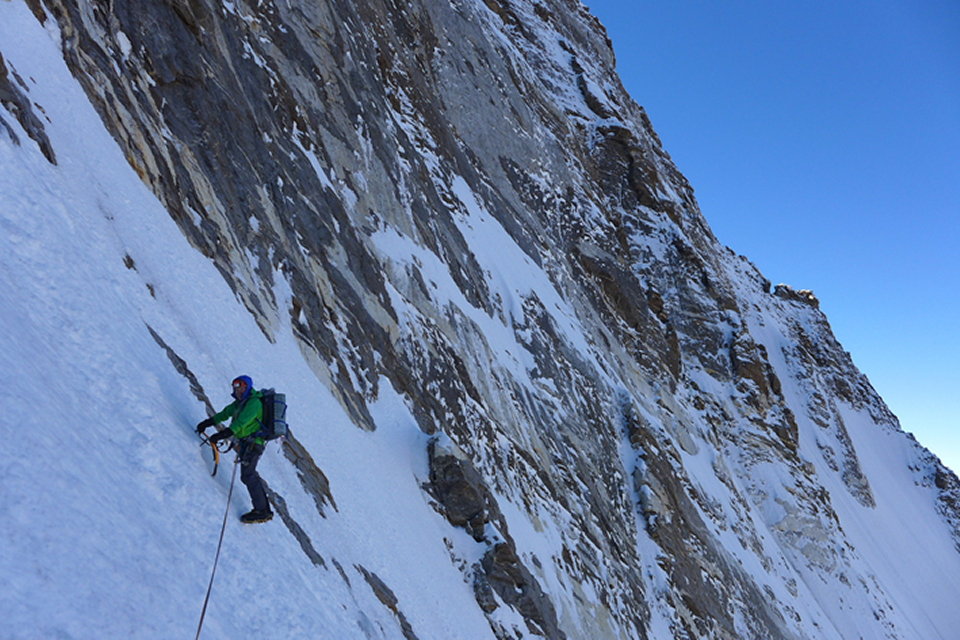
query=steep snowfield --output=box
[0,5,494,638]
[740,306,960,639]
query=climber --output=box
[196,375,274,523]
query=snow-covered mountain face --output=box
[3,1,959,638]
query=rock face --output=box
[13,0,960,638]
[426,434,565,638]
[0,49,57,163]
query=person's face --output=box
[232,379,248,400]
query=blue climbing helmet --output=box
[231,375,254,401]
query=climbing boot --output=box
[240,509,273,524]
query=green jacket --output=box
[212,389,265,445]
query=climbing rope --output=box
[195,456,239,640]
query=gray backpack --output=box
[256,388,288,441]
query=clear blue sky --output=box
[585,1,960,472]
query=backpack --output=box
[256,388,289,441]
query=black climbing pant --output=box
[239,442,269,512]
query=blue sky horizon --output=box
[585,1,960,471]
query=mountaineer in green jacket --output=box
[196,375,273,523]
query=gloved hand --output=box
[209,429,233,444]
[196,418,216,434]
